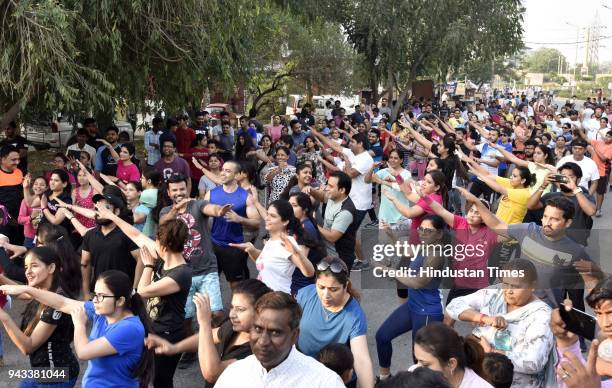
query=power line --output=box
[525,35,612,45]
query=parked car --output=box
[205,103,240,128]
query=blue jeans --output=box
[184,272,223,318]
[24,237,34,249]
[19,378,77,388]
[375,302,443,368]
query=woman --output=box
[461,155,534,225]
[40,169,73,234]
[375,215,447,381]
[235,133,257,162]
[299,136,326,186]
[194,153,223,199]
[262,146,296,204]
[145,279,272,387]
[552,277,612,388]
[281,162,317,201]
[488,142,555,195]
[288,192,325,295]
[296,257,374,388]
[185,134,209,197]
[413,322,493,387]
[71,168,96,229]
[1,270,153,388]
[446,259,555,387]
[365,149,412,231]
[18,175,47,248]
[140,170,161,239]
[266,115,284,143]
[100,141,141,185]
[0,247,80,387]
[125,181,150,232]
[553,136,571,164]
[44,153,76,186]
[229,199,314,294]
[95,204,193,388]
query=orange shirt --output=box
[591,140,612,176]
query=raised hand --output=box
[70,305,88,326]
[193,292,212,326]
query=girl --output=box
[375,215,447,381]
[71,168,95,229]
[101,142,141,185]
[229,199,314,294]
[0,247,80,387]
[95,204,193,388]
[235,133,256,162]
[18,175,47,248]
[125,181,150,232]
[1,269,154,388]
[185,134,209,197]
[299,136,325,186]
[288,192,326,295]
[194,153,223,199]
[40,169,73,235]
[141,170,161,239]
[145,279,272,387]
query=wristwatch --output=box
[573,187,583,194]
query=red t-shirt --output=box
[176,127,196,155]
[409,193,443,244]
[185,147,209,180]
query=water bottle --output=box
[494,329,512,352]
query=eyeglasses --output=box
[317,260,347,274]
[417,227,437,234]
[92,294,117,303]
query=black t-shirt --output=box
[20,293,80,380]
[0,136,28,173]
[100,145,120,176]
[41,192,73,233]
[430,145,456,189]
[203,320,252,387]
[147,261,192,334]
[82,226,139,291]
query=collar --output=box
[256,346,298,378]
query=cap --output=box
[92,193,126,209]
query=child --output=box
[18,175,47,248]
[318,343,354,385]
[482,352,513,388]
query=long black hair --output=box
[98,270,154,386]
[36,224,81,297]
[427,170,449,210]
[280,162,312,200]
[288,192,326,259]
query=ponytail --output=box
[98,271,154,386]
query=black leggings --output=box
[153,328,186,388]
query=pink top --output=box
[452,215,498,289]
[116,160,140,183]
[18,199,41,238]
[74,187,96,228]
[410,193,443,244]
[267,125,283,142]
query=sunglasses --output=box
[317,260,347,274]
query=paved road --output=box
[0,193,610,387]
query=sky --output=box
[523,0,612,66]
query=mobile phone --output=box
[550,174,568,184]
[559,303,596,341]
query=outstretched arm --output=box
[455,187,509,237]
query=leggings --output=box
[375,302,443,368]
[153,328,186,388]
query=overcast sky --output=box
[523,0,611,65]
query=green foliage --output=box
[522,48,568,74]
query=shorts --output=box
[214,244,250,282]
[596,175,609,195]
[185,272,223,318]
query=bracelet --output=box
[144,264,155,270]
[478,314,488,326]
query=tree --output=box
[0,0,279,127]
[522,48,568,74]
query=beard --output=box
[96,217,113,226]
[559,184,572,193]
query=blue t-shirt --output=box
[82,301,145,388]
[290,219,324,295]
[406,255,443,315]
[296,284,367,357]
[497,141,513,171]
[133,204,151,232]
[210,185,248,246]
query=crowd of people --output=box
[0,92,609,387]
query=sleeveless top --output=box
[75,187,96,228]
[210,185,248,246]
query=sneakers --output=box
[364,220,379,229]
[351,260,371,272]
[596,209,602,218]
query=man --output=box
[351,104,370,125]
[448,109,466,129]
[159,117,179,147]
[417,104,433,120]
[556,138,599,196]
[370,108,382,129]
[159,173,231,366]
[94,126,121,176]
[298,104,316,128]
[154,139,192,193]
[81,191,140,300]
[379,97,392,118]
[459,187,601,308]
[237,115,257,141]
[66,128,97,163]
[583,106,604,140]
[205,160,259,288]
[527,162,596,246]
[475,103,490,122]
[193,110,210,137]
[212,111,234,137]
[1,121,28,173]
[176,114,196,157]
[312,131,373,270]
[464,126,502,202]
[67,117,101,148]
[144,117,163,167]
[0,146,23,243]
[214,292,345,388]
[290,119,308,150]
[215,122,234,162]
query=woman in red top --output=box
[99,141,141,186]
[72,169,96,229]
[184,134,209,197]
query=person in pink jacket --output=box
[17,175,47,248]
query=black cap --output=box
[92,193,126,209]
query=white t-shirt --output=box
[476,143,502,176]
[335,148,374,211]
[459,367,494,388]
[475,110,490,121]
[256,235,299,294]
[583,118,601,140]
[556,155,600,186]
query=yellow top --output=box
[494,176,531,224]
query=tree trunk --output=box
[305,78,313,103]
[391,68,417,121]
[0,99,26,131]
